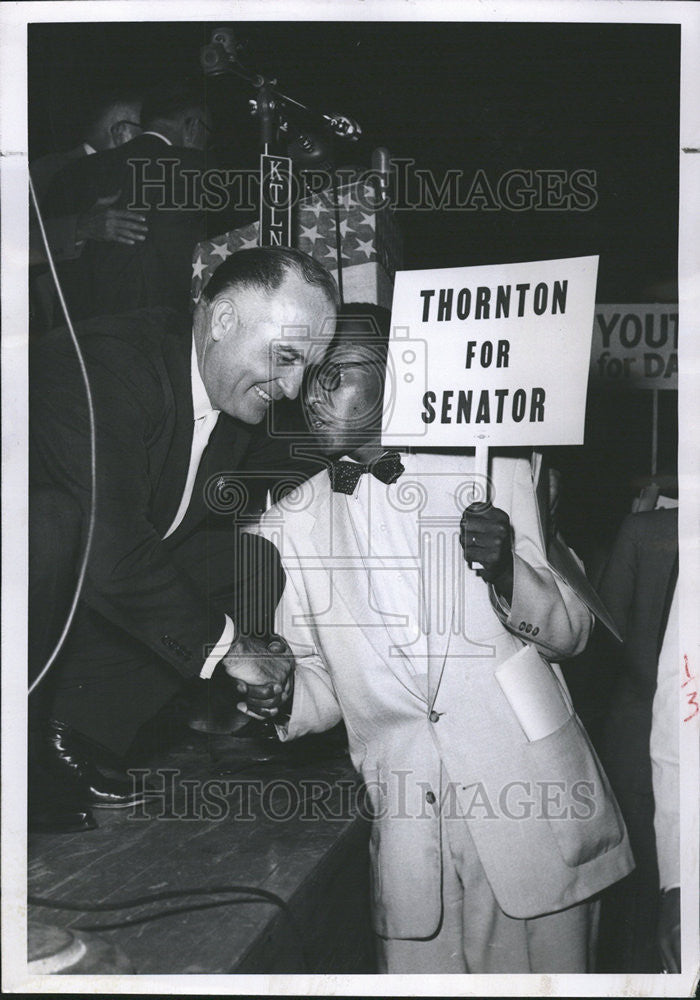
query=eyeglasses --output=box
[312,360,381,392]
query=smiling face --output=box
[304,335,387,458]
[195,270,335,423]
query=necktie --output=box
[329,452,405,495]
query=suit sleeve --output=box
[248,521,343,740]
[30,334,229,676]
[596,514,640,643]
[491,457,594,659]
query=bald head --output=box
[85,99,142,151]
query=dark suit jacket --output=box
[29,307,294,678]
[43,134,240,322]
[596,508,678,823]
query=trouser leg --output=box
[445,811,599,973]
[375,810,468,973]
[28,487,83,753]
[28,488,82,690]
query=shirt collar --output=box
[191,340,217,420]
[141,130,173,146]
[83,142,96,155]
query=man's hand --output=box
[657,887,681,973]
[222,634,295,721]
[75,192,148,245]
[460,502,514,602]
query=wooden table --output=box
[28,727,375,974]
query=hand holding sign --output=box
[460,503,514,603]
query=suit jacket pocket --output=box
[524,713,626,867]
[495,643,572,741]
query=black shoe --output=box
[44,720,151,810]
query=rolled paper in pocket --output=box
[495,644,572,742]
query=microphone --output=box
[326,112,362,141]
[200,42,233,77]
[211,26,239,55]
[200,26,247,76]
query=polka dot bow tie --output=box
[329,452,405,495]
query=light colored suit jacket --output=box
[252,453,634,938]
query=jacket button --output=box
[519,621,526,631]
[429,711,440,723]
[425,791,436,805]
[532,626,539,636]
[525,624,533,634]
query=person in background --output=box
[594,507,678,971]
[650,581,681,973]
[29,91,146,334]
[42,81,237,323]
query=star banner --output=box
[191,180,403,306]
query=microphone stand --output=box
[201,37,362,302]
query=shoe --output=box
[44,720,151,810]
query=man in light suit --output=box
[236,304,634,973]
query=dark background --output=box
[28,19,680,562]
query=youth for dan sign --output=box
[382,256,599,448]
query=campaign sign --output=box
[590,304,678,389]
[382,256,599,447]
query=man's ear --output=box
[210,296,238,342]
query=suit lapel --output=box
[174,414,252,537]
[308,482,428,704]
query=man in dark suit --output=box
[593,506,678,971]
[29,246,339,831]
[29,91,146,334]
[43,81,240,323]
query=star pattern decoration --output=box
[191,185,401,305]
[303,201,325,220]
[192,255,207,281]
[209,242,232,261]
[238,230,260,250]
[354,236,375,260]
[298,222,322,243]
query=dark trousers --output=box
[29,488,83,762]
[29,490,281,757]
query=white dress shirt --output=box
[163,341,234,677]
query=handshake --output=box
[222,634,295,721]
